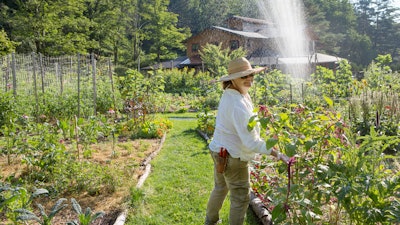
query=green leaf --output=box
[271,203,287,223]
[31,188,49,198]
[247,115,258,131]
[259,117,270,129]
[304,140,317,151]
[266,138,278,150]
[279,113,289,121]
[323,95,333,107]
[71,198,82,214]
[285,143,296,156]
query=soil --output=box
[0,138,162,225]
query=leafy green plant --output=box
[196,107,215,138]
[67,198,104,225]
[15,198,68,225]
[310,59,354,99]
[22,122,67,181]
[249,98,399,224]
[1,184,49,224]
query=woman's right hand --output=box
[277,152,290,164]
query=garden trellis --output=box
[0,52,116,118]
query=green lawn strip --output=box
[126,113,260,225]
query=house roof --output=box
[212,26,270,39]
[225,16,274,25]
[141,56,187,70]
[277,53,343,64]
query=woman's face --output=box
[232,74,254,94]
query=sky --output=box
[393,0,400,8]
[350,0,400,8]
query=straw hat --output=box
[219,57,267,81]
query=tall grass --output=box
[127,113,261,225]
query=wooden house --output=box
[182,16,342,72]
[144,16,342,72]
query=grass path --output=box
[126,113,261,225]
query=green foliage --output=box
[0,185,49,224]
[119,69,165,117]
[253,69,291,106]
[0,30,17,56]
[199,43,247,77]
[0,91,17,128]
[123,117,172,139]
[139,0,191,63]
[364,54,400,92]
[196,108,215,138]
[249,102,399,224]
[15,198,68,225]
[310,60,354,99]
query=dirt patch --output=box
[1,138,162,225]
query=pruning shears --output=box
[219,147,228,158]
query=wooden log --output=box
[249,192,272,225]
[113,210,127,225]
[136,164,151,188]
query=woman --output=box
[205,57,289,225]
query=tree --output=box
[6,0,92,55]
[169,0,260,35]
[83,0,136,66]
[139,0,190,64]
[304,0,358,58]
[353,0,400,66]
[0,29,17,55]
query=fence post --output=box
[39,53,46,104]
[56,62,63,95]
[11,52,17,96]
[32,52,39,122]
[108,58,116,113]
[77,53,81,118]
[91,53,97,115]
[290,83,293,104]
[5,54,10,92]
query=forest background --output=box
[1,0,400,73]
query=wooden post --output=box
[5,54,10,92]
[91,53,97,115]
[77,53,81,118]
[32,52,39,122]
[11,52,17,96]
[39,53,46,104]
[56,62,63,95]
[108,58,116,114]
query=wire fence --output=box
[0,52,116,117]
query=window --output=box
[230,40,239,50]
[192,43,199,52]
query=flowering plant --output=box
[249,98,399,224]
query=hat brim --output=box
[219,67,267,81]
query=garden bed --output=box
[0,137,164,225]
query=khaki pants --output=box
[205,151,250,225]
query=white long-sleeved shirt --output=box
[209,89,271,161]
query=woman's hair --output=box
[222,80,232,90]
